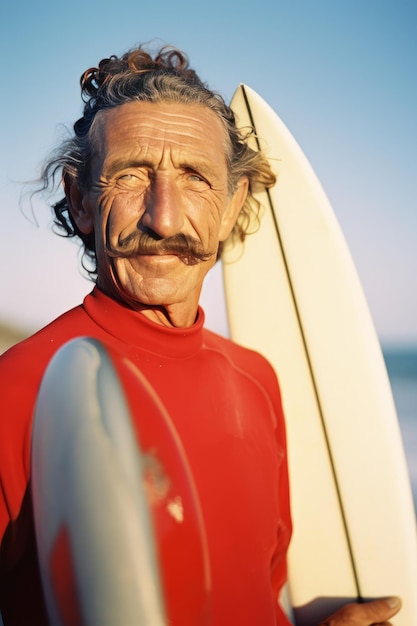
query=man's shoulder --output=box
[202,326,267,360]
[0,304,89,375]
[202,327,279,386]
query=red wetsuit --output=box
[0,288,292,625]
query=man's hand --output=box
[319,597,401,625]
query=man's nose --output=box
[141,175,184,239]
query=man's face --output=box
[72,100,247,325]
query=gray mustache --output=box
[105,232,215,265]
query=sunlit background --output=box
[0,5,416,625]
[1,0,416,343]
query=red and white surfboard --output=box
[31,337,211,626]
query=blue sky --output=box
[1,0,416,344]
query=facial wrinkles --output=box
[112,148,221,225]
[80,102,245,327]
[118,107,223,147]
[93,103,229,187]
[90,142,226,243]
[88,102,232,277]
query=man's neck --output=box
[96,282,200,329]
[138,303,199,328]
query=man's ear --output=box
[63,173,94,235]
[219,177,249,242]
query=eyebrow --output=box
[180,161,218,179]
[104,157,219,181]
[104,159,154,178]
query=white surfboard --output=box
[31,337,211,626]
[224,84,417,625]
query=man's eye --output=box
[119,173,138,181]
[187,172,208,184]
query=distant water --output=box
[383,346,417,513]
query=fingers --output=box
[319,596,401,625]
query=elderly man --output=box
[0,45,400,625]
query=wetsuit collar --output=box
[82,287,205,358]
